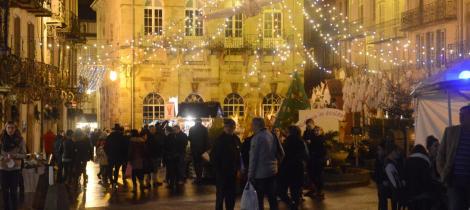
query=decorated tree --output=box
[274,72,311,128]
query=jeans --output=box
[278,171,303,209]
[448,175,470,210]
[253,176,279,210]
[166,157,179,187]
[131,169,144,191]
[308,159,324,194]
[1,170,20,210]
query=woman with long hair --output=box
[0,121,26,210]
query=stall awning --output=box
[177,102,223,118]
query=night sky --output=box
[78,0,96,20]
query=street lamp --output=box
[109,70,118,81]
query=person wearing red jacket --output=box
[43,130,56,158]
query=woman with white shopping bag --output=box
[210,119,241,210]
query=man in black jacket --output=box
[211,119,241,210]
[189,118,209,184]
[105,124,129,189]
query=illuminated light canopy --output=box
[109,70,118,81]
[459,70,470,80]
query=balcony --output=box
[401,0,456,30]
[446,41,470,64]
[11,0,52,17]
[224,37,244,49]
[58,12,85,43]
[368,19,405,44]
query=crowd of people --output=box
[374,105,470,210]
[1,104,467,210]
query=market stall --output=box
[413,60,470,145]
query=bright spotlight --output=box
[109,70,118,81]
[459,70,470,80]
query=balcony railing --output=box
[447,41,470,64]
[401,0,456,30]
[58,12,85,42]
[368,19,405,44]
[11,0,52,17]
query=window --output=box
[185,0,203,36]
[416,34,425,68]
[144,0,163,35]
[436,29,446,67]
[225,14,243,38]
[425,31,435,69]
[143,93,165,125]
[184,93,204,103]
[27,23,35,59]
[223,93,244,117]
[262,93,282,117]
[13,17,20,56]
[264,11,282,38]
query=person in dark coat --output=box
[278,126,309,210]
[164,126,179,189]
[375,142,390,210]
[73,129,93,185]
[304,123,326,199]
[128,130,147,193]
[188,118,209,184]
[211,119,241,210]
[147,125,164,186]
[105,124,129,188]
[60,130,75,183]
[174,125,188,183]
[404,145,434,210]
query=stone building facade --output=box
[91,0,306,129]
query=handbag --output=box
[125,162,133,178]
[240,182,259,210]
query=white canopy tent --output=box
[412,60,470,145]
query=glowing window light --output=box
[459,70,470,80]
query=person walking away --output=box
[164,126,179,189]
[189,118,209,184]
[43,130,56,159]
[404,145,435,210]
[60,130,74,184]
[128,130,146,193]
[278,126,309,210]
[174,125,188,184]
[375,142,391,210]
[305,126,326,199]
[96,135,109,185]
[54,131,65,181]
[211,119,241,210]
[249,117,285,210]
[148,125,164,186]
[437,105,470,210]
[240,134,253,184]
[105,124,128,189]
[73,129,93,185]
[0,122,26,210]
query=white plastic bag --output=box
[240,182,259,210]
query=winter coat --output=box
[174,132,189,156]
[53,135,64,164]
[0,133,26,171]
[279,135,309,181]
[248,128,285,179]
[74,138,93,162]
[128,137,147,170]
[164,133,178,160]
[404,152,433,199]
[437,125,463,184]
[96,145,108,166]
[188,123,209,154]
[61,137,74,163]
[43,131,56,156]
[307,134,326,161]
[105,131,129,163]
[147,133,164,159]
[210,132,241,177]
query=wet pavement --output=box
[14,162,378,210]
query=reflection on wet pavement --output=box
[2,162,377,210]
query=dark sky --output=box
[78,0,96,20]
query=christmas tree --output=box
[274,72,311,128]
